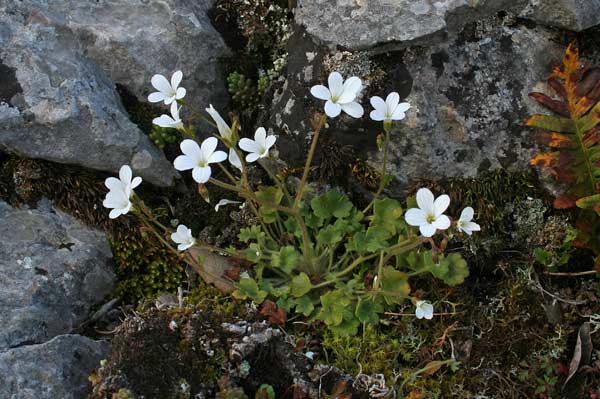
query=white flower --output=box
[369,92,410,121]
[228,148,242,170]
[152,102,183,130]
[310,71,364,118]
[173,137,227,184]
[215,198,242,212]
[206,104,233,141]
[170,224,196,251]
[404,188,451,237]
[415,300,434,320]
[456,207,481,236]
[148,71,186,105]
[239,127,276,163]
[102,165,142,219]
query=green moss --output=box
[321,324,405,382]
[443,169,543,232]
[112,225,186,303]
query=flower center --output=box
[426,213,436,224]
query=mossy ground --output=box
[3,4,600,399]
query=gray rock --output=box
[294,0,527,50]
[10,0,230,107]
[0,0,230,186]
[268,15,564,192]
[0,334,109,399]
[521,0,600,31]
[0,200,115,350]
[382,21,563,189]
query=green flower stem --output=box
[363,122,392,214]
[178,99,218,130]
[293,113,327,208]
[382,236,426,264]
[258,159,292,202]
[134,203,244,258]
[217,163,238,184]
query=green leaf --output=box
[371,198,403,235]
[576,194,600,210]
[255,186,284,223]
[291,272,312,297]
[328,317,360,336]
[365,225,391,251]
[271,246,300,274]
[534,248,552,266]
[295,295,314,316]
[317,224,343,245]
[525,114,576,133]
[234,277,268,303]
[255,384,275,399]
[311,190,353,219]
[380,266,411,305]
[431,253,469,286]
[355,299,383,324]
[346,231,368,253]
[318,290,350,326]
[244,243,262,262]
[239,225,265,243]
[276,296,294,311]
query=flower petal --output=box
[310,85,331,100]
[459,206,474,222]
[239,138,260,154]
[131,176,142,190]
[205,105,232,140]
[415,307,424,319]
[433,215,451,230]
[147,92,166,103]
[370,96,386,112]
[416,188,434,215]
[462,221,481,235]
[180,139,202,162]
[200,137,218,159]
[392,102,410,120]
[207,150,227,164]
[192,166,212,183]
[254,127,267,146]
[175,87,186,100]
[245,152,260,163]
[173,155,195,171]
[105,177,123,191]
[369,109,385,121]
[340,102,364,118]
[109,208,124,219]
[328,72,344,98]
[324,100,342,118]
[151,74,172,94]
[338,76,362,103]
[153,115,176,128]
[171,70,183,89]
[433,194,450,218]
[229,148,242,170]
[385,92,400,112]
[404,208,427,226]
[119,165,132,185]
[419,223,437,237]
[422,303,433,319]
[265,134,276,150]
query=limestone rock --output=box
[294,0,527,50]
[0,200,115,350]
[0,0,230,186]
[521,0,600,31]
[267,15,565,192]
[0,334,109,399]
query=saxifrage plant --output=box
[102,69,480,334]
